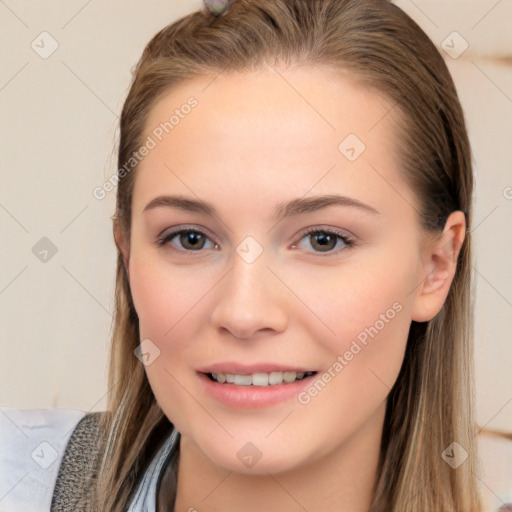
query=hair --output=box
[89,0,483,510]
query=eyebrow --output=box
[143,194,380,220]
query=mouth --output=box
[197,367,319,408]
[205,370,317,386]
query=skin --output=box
[115,67,466,512]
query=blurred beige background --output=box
[0,0,511,509]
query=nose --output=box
[210,251,288,340]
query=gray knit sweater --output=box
[50,412,103,511]
[49,412,180,511]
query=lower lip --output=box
[197,372,316,409]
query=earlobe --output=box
[113,221,130,277]
[411,211,466,322]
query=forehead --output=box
[133,67,412,219]
[144,66,398,147]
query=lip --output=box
[196,361,317,374]
[197,369,318,409]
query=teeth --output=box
[234,374,252,386]
[268,371,283,385]
[283,371,297,383]
[210,371,314,386]
[252,373,269,386]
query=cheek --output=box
[128,248,211,340]
[292,269,412,451]
[285,250,417,412]
[281,250,417,352]
[128,252,217,426]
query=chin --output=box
[196,436,312,476]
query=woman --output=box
[1,0,486,510]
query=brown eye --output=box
[157,229,217,252]
[295,228,353,254]
[178,231,207,250]
[309,232,338,252]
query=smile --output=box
[208,371,317,386]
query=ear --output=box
[411,211,466,322]
[113,220,130,277]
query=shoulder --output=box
[51,410,106,511]
[0,407,96,512]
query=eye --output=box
[156,227,218,252]
[156,226,355,255]
[293,227,354,254]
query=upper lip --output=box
[197,362,317,374]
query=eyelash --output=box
[156,226,355,256]
[293,227,355,254]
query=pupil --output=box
[313,233,335,251]
[182,231,204,250]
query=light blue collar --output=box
[127,427,180,512]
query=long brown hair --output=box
[91,1,483,510]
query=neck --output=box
[168,402,386,512]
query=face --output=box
[125,67,431,475]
